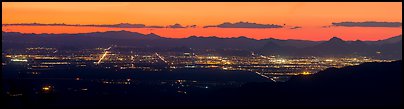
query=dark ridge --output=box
[2,31,402,60]
[235,60,403,107]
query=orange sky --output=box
[2,2,402,41]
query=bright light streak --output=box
[11,59,28,62]
[255,71,270,79]
[106,47,112,51]
[155,53,168,64]
[97,51,109,64]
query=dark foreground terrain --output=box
[2,60,403,108]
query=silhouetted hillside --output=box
[374,35,402,45]
[229,60,403,107]
[2,31,402,59]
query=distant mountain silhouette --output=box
[374,35,403,45]
[296,36,401,59]
[2,31,166,49]
[2,31,402,59]
[328,36,345,43]
[302,37,352,56]
[259,39,299,55]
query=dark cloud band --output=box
[2,23,196,29]
[332,21,402,27]
[204,22,283,28]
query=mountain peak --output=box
[103,30,132,33]
[146,33,162,38]
[351,39,367,45]
[329,37,344,42]
[207,36,220,38]
[147,33,157,35]
[236,36,253,40]
[265,37,277,40]
[188,35,199,38]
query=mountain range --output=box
[2,31,402,59]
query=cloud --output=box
[3,23,68,26]
[166,23,186,28]
[290,26,302,29]
[321,25,332,28]
[186,25,197,28]
[2,23,198,28]
[331,21,402,27]
[165,24,197,28]
[2,23,165,28]
[97,23,164,28]
[203,21,283,28]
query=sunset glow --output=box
[2,2,402,40]
[2,2,403,108]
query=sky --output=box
[2,2,402,41]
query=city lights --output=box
[11,59,28,62]
[2,46,395,84]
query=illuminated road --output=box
[254,71,271,79]
[96,46,113,64]
[155,53,168,64]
